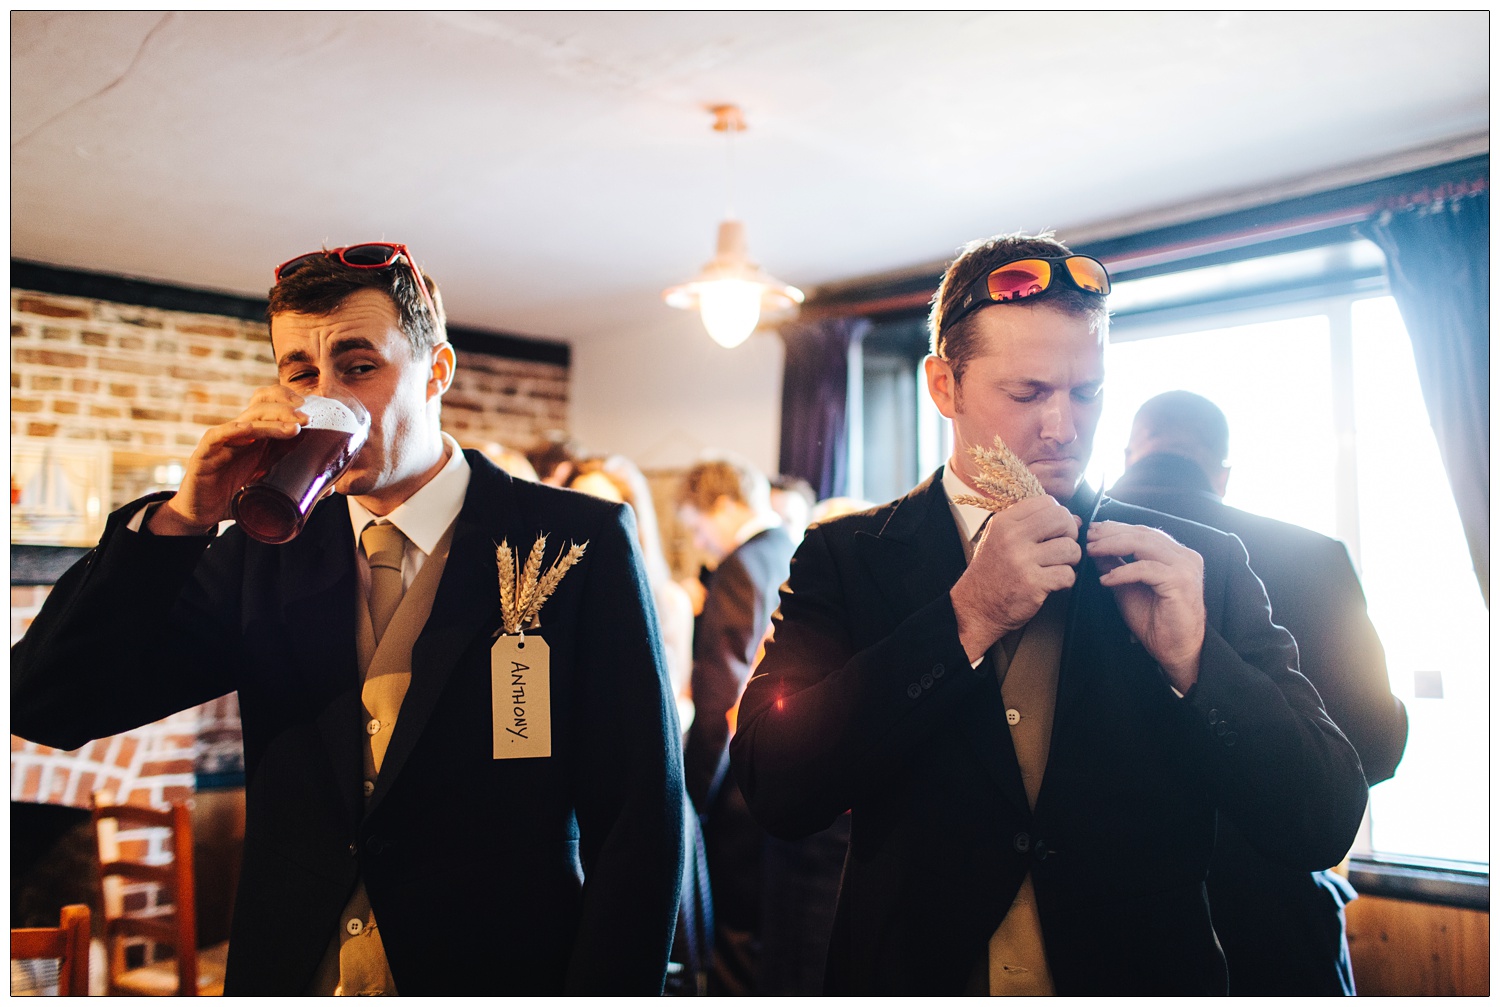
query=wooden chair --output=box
[93,798,228,996]
[11,903,91,995]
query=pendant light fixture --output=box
[663,104,803,349]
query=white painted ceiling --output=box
[11,11,1490,346]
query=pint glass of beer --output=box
[231,394,370,544]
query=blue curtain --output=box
[1363,187,1489,605]
[778,317,869,500]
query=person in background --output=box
[730,231,1366,994]
[466,441,539,481]
[1108,389,1408,996]
[528,436,580,487]
[13,244,685,995]
[770,475,817,543]
[808,495,874,525]
[677,454,796,995]
[568,454,696,731]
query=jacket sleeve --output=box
[1180,530,1370,871]
[682,551,762,811]
[565,502,686,994]
[729,523,985,841]
[1290,540,1408,785]
[12,495,243,750]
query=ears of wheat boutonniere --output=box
[494,534,588,637]
[490,533,586,763]
[951,436,1047,513]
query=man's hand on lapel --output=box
[950,495,1082,664]
[1086,520,1206,694]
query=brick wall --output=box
[445,349,570,453]
[10,287,570,458]
[11,291,276,454]
[11,284,572,812]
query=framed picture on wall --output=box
[11,440,110,547]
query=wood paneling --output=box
[1346,894,1489,996]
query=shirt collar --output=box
[346,433,470,556]
[941,462,993,544]
[732,510,783,549]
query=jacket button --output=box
[931,663,945,678]
[1013,831,1031,854]
[366,836,387,855]
[907,683,922,699]
[920,674,934,689]
[1034,839,1050,861]
[1208,709,1219,724]
[347,843,359,857]
[1224,732,1238,747]
[1215,722,1228,736]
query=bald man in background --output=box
[1109,390,1407,996]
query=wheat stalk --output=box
[526,540,588,628]
[496,539,520,634]
[514,535,546,623]
[954,435,1047,512]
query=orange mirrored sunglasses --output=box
[945,255,1110,331]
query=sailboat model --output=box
[16,445,83,534]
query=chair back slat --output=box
[106,915,181,946]
[92,796,204,995]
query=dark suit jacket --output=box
[12,451,686,995]
[729,470,1368,995]
[683,525,795,812]
[1110,451,1408,994]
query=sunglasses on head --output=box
[274,242,436,319]
[944,254,1111,332]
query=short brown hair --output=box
[267,251,446,355]
[678,454,770,513]
[928,231,1109,383]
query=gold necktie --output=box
[361,522,407,644]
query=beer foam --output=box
[298,395,368,434]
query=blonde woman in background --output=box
[569,455,696,731]
[465,441,540,482]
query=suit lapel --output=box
[858,469,1031,816]
[854,470,966,626]
[365,455,510,815]
[1054,487,1114,720]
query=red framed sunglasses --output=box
[945,254,1111,331]
[274,242,436,319]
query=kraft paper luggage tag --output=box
[492,633,551,759]
[491,533,585,761]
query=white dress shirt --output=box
[346,433,470,589]
[942,461,994,546]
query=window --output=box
[1097,283,1487,869]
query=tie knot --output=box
[362,522,407,573]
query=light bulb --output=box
[698,279,763,348]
